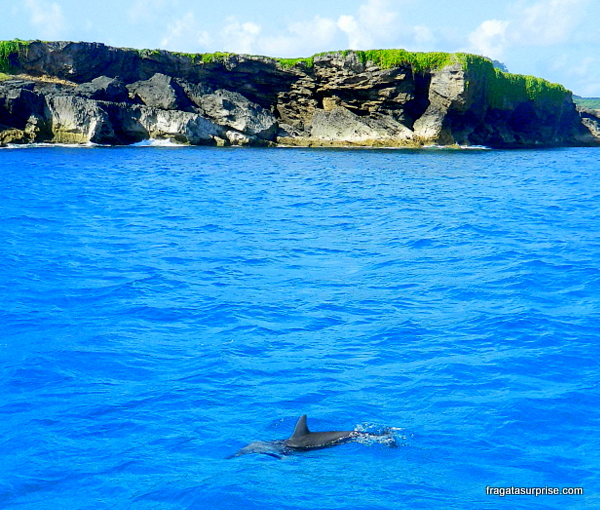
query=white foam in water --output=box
[131,138,186,147]
[2,139,186,148]
[354,423,405,448]
[1,141,103,149]
[1,140,490,150]
[422,144,491,150]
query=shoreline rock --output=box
[0,41,598,148]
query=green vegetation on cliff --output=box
[135,48,313,68]
[0,39,571,109]
[274,56,315,69]
[279,49,569,106]
[274,49,568,105]
[490,70,569,106]
[274,49,457,72]
[134,49,237,65]
[0,39,29,73]
[198,52,235,63]
[351,49,456,72]
[458,53,569,107]
[307,49,568,106]
[134,48,162,58]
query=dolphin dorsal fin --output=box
[290,415,310,438]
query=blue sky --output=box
[3,0,599,95]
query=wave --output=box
[0,139,188,149]
[131,138,187,147]
[0,141,104,149]
[421,144,492,150]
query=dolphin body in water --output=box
[228,415,396,458]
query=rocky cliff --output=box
[0,40,598,148]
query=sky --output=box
[2,0,599,96]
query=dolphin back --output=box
[285,415,356,449]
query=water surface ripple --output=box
[1,146,598,509]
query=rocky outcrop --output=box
[106,103,224,145]
[198,89,277,141]
[577,106,600,140]
[76,76,129,102]
[0,80,49,144]
[0,40,598,147]
[126,73,190,110]
[0,73,271,146]
[307,107,413,144]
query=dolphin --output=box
[284,414,357,450]
[228,415,396,458]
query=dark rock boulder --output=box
[412,63,471,144]
[198,89,277,140]
[0,79,50,142]
[126,73,191,110]
[105,103,226,145]
[76,76,129,102]
[312,53,418,118]
[310,106,412,143]
[177,79,212,109]
[9,41,299,109]
[46,95,118,144]
[577,106,600,141]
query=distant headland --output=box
[1,39,599,148]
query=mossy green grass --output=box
[0,39,29,73]
[0,40,571,107]
[272,49,569,105]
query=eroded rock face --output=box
[578,107,600,141]
[0,81,49,142]
[276,52,424,135]
[76,76,129,102]
[46,96,118,144]
[130,105,224,144]
[413,63,470,143]
[127,73,191,110]
[198,89,277,140]
[310,107,412,143]
[0,75,271,146]
[0,41,598,148]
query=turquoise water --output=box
[1,145,598,509]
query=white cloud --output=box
[337,14,367,49]
[259,16,338,56]
[221,18,261,54]
[197,31,211,48]
[24,0,66,39]
[337,0,398,50]
[571,57,596,77]
[256,0,400,57]
[129,0,169,24]
[160,11,211,51]
[288,16,339,45]
[580,83,600,97]
[357,0,398,40]
[467,0,590,58]
[154,0,404,58]
[467,19,510,59]
[547,54,600,95]
[515,0,590,46]
[413,24,435,46]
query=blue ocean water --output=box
[0,145,599,509]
